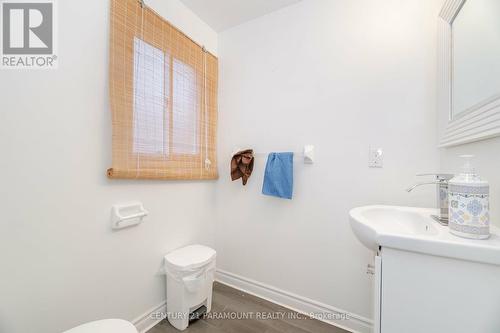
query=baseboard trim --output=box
[216,269,373,333]
[132,301,166,333]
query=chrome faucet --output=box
[407,173,454,225]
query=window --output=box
[133,38,168,155]
[108,0,218,180]
[172,58,198,155]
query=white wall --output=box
[148,0,218,55]
[0,1,217,333]
[440,139,500,228]
[215,0,442,329]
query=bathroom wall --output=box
[0,1,217,333]
[440,139,500,228]
[215,0,442,330]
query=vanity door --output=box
[380,247,500,333]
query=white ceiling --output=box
[180,0,302,32]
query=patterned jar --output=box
[448,156,490,240]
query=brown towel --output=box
[231,149,254,185]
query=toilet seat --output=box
[63,319,137,333]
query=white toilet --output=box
[63,319,137,333]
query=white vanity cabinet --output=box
[375,248,500,333]
[350,205,500,333]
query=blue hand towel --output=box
[262,152,294,199]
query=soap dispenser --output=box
[448,155,490,239]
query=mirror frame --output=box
[438,0,500,147]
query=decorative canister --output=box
[448,155,490,240]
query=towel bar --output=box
[234,145,314,164]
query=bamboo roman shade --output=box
[108,0,218,180]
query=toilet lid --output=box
[164,244,216,272]
[62,319,137,333]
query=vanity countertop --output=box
[350,205,500,266]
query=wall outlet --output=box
[369,147,383,168]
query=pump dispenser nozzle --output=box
[459,154,475,175]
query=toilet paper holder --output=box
[111,202,148,230]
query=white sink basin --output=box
[349,205,500,266]
[349,205,438,250]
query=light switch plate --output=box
[369,147,383,168]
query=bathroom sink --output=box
[349,205,438,251]
[349,205,500,266]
